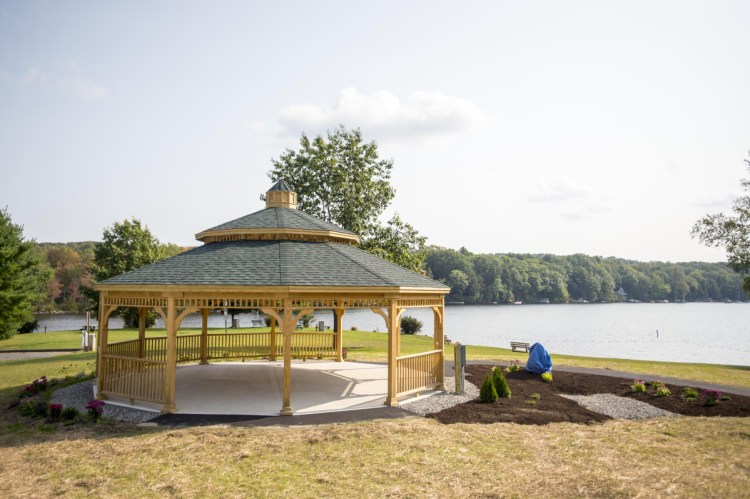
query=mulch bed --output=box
[428,365,750,425]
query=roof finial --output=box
[266,181,297,209]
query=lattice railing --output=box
[396,349,442,394]
[100,355,166,403]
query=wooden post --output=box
[138,308,147,359]
[96,300,108,397]
[164,297,177,413]
[386,301,400,407]
[334,308,345,361]
[200,308,209,364]
[270,317,277,361]
[281,299,293,415]
[433,304,445,390]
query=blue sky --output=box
[1,1,749,262]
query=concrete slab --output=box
[172,361,389,416]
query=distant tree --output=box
[91,218,175,327]
[359,214,426,273]
[0,208,50,339]
[268,126,427,272]
[693,154,750,294]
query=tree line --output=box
[425,247,747,304]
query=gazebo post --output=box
[334,308,345,361]
[270,317,276,361]
[138,308,146,359]
[281,299,293,415]
[200,308,209,364]
[163,297,177,413]
[96,299,107,398]
[386,301,401,407]
[433,304,445,390]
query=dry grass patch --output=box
[1,417,749,497]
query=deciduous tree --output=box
[91,218,174,327]
[268,126,427,272]
[693,154,750,294]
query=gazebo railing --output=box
[100,354,166,404]
[106,331,338,364]
[396,349,442,394]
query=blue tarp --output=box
[526,342,552,374]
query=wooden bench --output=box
[511,341,531,352]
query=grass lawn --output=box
[2,328,750,390]
[0,416,748,497]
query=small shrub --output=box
[656,387,671,397]
[541,372,553,383]
[682,387,699,401]
[479,375,498,403]
[701,389,722,406]
[400,316,423,335]
[504,360,523,373]
[525,399,537,405]
[631,379,646,392]
[19,401,38,417]
[33,401,48,418]
[61,406,80,421]
[20,376,49,399]
[48,403,63,421]
[350,326,358,331]
[530,392,541,400]
[85,400,106,422]
[492,367,511,398]
[647,380,664,388]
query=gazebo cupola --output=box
[265,180,297,209]
[194,180,360,245]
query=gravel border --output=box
[400,376,479,416]
[560,393,681,420]
[51,381,158,423]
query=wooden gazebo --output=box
[95,181,450,415]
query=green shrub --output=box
[656,387,671,397]
[631,380,646,392]
[541,372,553,383]
[479,375,498,403]
[492,367,511,399]
[61,406,80,421]
[504,360,522,373]
[530,392,541,400]
[682,387,699,401]
[19,401,38,417]
[400,316,423,335]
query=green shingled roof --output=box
[200,207,356,236]
[98,240,448,289]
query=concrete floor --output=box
[169,361,389,416]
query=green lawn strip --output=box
[0,352,97,392]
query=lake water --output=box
[36,303,750,366]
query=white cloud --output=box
[528,180,590,203]
[274,87,484,138]
[691,193,736,209]
[21,66,47,85]
[60,77,110,100]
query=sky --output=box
[1,1,749,263]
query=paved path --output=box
[0,350,79,361]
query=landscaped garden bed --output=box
[428,365,750,425]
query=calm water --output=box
[36,303,750,366]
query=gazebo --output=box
[95,181,450,415]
